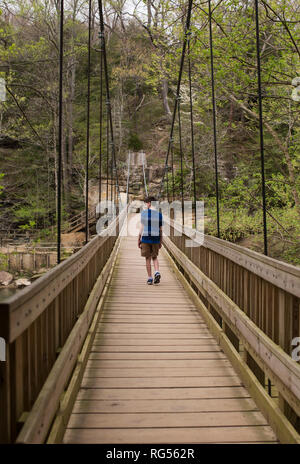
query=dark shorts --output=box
[141,242,160,258]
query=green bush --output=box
[128,133,143,150]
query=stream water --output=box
[0,287,18,302]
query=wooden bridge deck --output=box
[63,235,278,444]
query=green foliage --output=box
[205,204,300,266]
[206,205,263,241]
[0,252,8,270]
[0,173,4,195]
[19,220,36,231]
[128,133,143,150]
[0,0,299,268]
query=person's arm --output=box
[159,225,163,248]
[138,221,143,248]
[159,213,163,248]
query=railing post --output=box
[0,345,11,443]
[170,209,174,239]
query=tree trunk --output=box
[161,77,172,120]
[147,0,152,29]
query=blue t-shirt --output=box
[141,209,163,244]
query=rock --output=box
[0,271,13,286]
[37,268,48,274]
[31,271,48,281]
[15,278,31,288]
[61,232,85,246]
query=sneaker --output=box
[147,277,153,285]
[154,271,161,284]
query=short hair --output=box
[144,196,156,203]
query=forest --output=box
[0,0,299,265]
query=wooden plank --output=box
[101,316,204,323]
[83,366,237,378]
[93,338,215,346]
[104,298,192,304]
[72,397,258,414]
[98,325,207,333]
[85,359,230,368]
[95,333,211,339]
[67,411,268,428]
[63,425,277,444]
[89,351,227,360]
[81,376,243,389]
[90,345,221,353]
[104,308,196,313]
[104,307,196,312]
[100,323,207,328]
[76,386,251,401]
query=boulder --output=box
[15,278,31,288]
[61,232,85,246]
[0,271,13,286]
[31,271,48,281]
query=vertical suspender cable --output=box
[158,0,193,200]
[106,100,109,203]
[57,0,64,264]
[254,0,268,256]
[99,33,104,208]
[142,152,148,197]
[110,139,113,203]
[98,0,121,204]
[254,0,270,395]
[178,97,185,224]
[208,0,220,238]
[85,0,92,244]
[170,140,175,201]
[187,35,197,227]
[126,151,131,204]
[166,166,169,202]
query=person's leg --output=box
[152,257,159,273]
[145,257,152,277]
[152,244,161,284]
[141,243,153,284]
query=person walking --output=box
[138,196,163,285]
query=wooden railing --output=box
[64,206,97,233]
[163,216,300,443]
[0,230,35,247]
[0,206,127,443]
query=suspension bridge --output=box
[0,0,299,445]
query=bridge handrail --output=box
[0,208,125,343]
[163,216,300,440]
[167,218,300,297]
[164,216,300,355]
[63,206,97,232]
[0,205,127,443]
